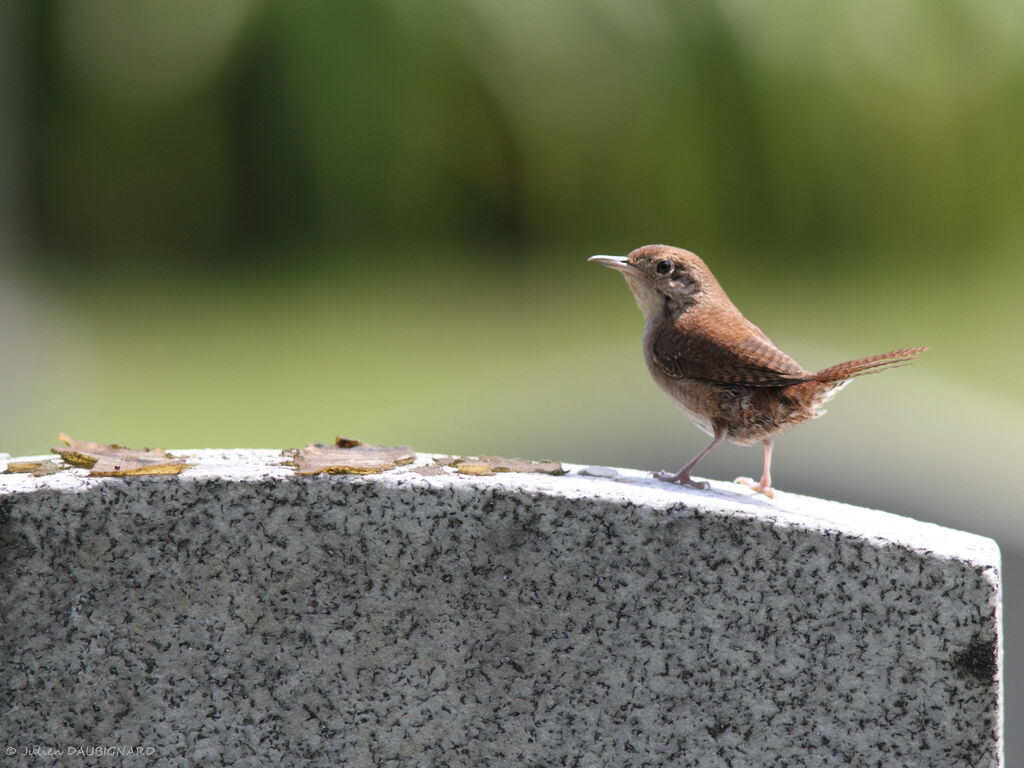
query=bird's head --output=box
[589,244,718,319]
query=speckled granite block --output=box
[0,451,1002,767]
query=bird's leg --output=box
[655,424,727,489]
[735,438,775,498]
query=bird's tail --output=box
[813,346,927,384]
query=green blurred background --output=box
[1,0,1021,755]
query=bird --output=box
[589,244,925,497]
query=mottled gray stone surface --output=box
[0,450,1002,767]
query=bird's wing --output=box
[650,307,810,386]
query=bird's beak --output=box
[588,255,641,275]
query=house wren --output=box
[589,244,925,497]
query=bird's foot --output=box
[734,476,775,498]
[655,470,709,490]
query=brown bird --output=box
[589,244,925,497]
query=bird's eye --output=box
[655,259,673,275]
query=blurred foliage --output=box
[5,0,1024,271]
[2,0,1022,457]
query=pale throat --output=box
[623,275,668,322]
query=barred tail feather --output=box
[813,346,927,384]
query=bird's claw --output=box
[655,471,709,490]
[735,476,775,498]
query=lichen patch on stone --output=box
[2,460,62,476]
[435,455,566,476]
[52,434,191,476]
[285,439,415,475]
